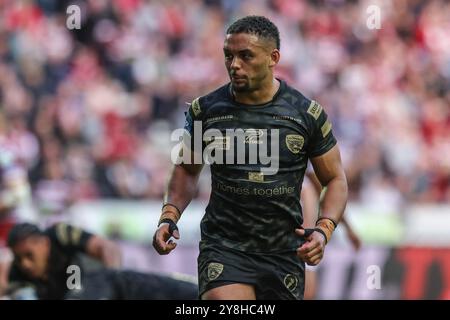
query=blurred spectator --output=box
[0,127,36,295]
[0,0,448,211]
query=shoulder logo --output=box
[71,227,82,245]
[321,120,332,137]
[191,97,201,116]
[207,262,224,281]
[286,134,304,154]
[307,100,322,120]
[56,223,69,245]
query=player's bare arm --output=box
[300,179,320,228]
[153,159,203,255]
[296,145,348,265]
[305,162,360,250]
[85,235,122,268]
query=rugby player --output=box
[153,15,348,300]
[6,223,197,299]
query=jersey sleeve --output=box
[182,97,206,164]
[305,100,337,158]
[46,223,93,254]
[184,97,203,136]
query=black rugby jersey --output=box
[184,80,336,253]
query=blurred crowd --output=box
[0,0,449,218]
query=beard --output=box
[230,76,252,92]
[231,82,250,92]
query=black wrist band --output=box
[314,228,328,244]
[158,218,179,235]
[303,228,315,238]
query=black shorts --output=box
[198,241,305,300]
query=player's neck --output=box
[233,78,280,105]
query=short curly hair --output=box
[226,15,280,50]
[7,223,44,247]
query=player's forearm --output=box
[100,241,122,268]
[301,183,320,228]
[163,164,202,217]
[87,236,122,269]
[319,174,348,225]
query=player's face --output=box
[224,33,278,93]
[12,236,50,279]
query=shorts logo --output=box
[284,274,298,292]
[285,135,304,154]
[207,263,224,281]
[321,120,332,137]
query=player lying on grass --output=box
[4,222,197,300]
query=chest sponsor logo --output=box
[172,122,280,175]
[244,129,264,144]
[205,136,230,150]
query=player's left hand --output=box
[295,228,326,266]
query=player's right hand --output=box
[152,221,180,255]
[295,228,326,266]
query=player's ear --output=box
[269,49,280,67]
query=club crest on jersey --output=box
[284,274,298,292]
[207,262,224,281]
[285,135,304,154]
